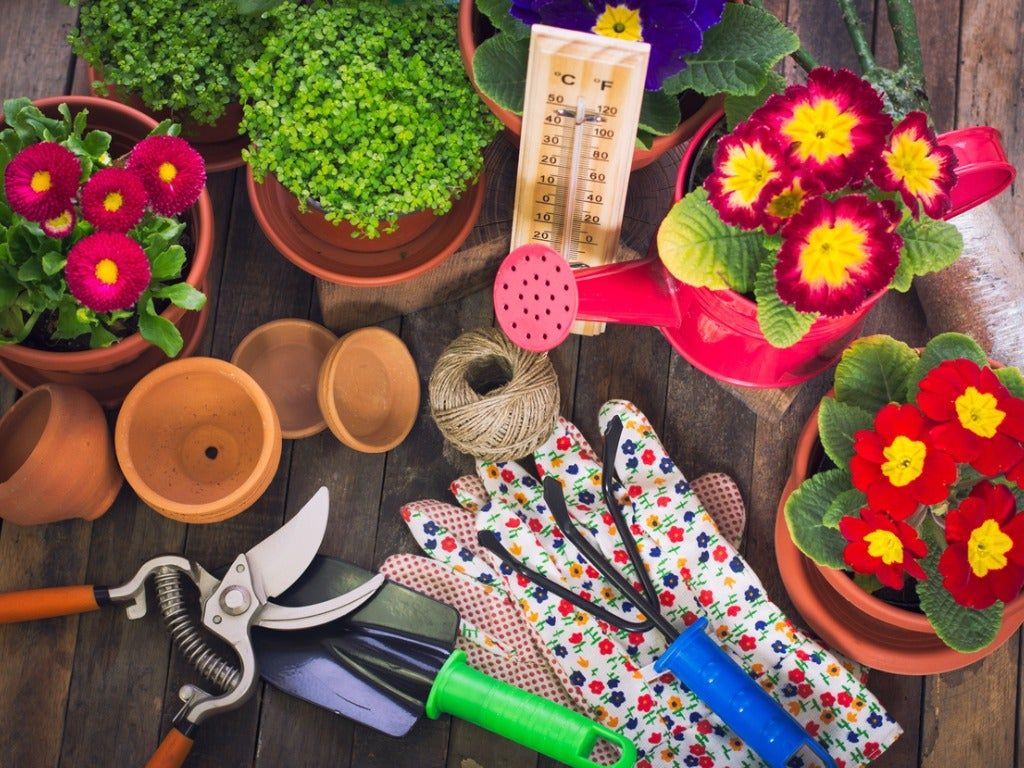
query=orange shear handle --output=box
[145,727,195,768]
[0,585,102,624]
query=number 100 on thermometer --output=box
[511,25,649,334]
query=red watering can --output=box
[494,115,1015,388]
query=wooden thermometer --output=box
[510,24,649,336]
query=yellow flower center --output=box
[766,182,806,220]
[880,435,927,487]
[592,5,642,41]
[103,191,124,213]
[159,162,178,183]
[94,258,119,286]
[884,133,940,197]
[45,210,72,231]
[954,386,1005,438]
[797,220,868,287]
[966,519,1013,577]
[864,530,905,565]
[783,99,858,162]
[31,170,52,193]
[721,143,781,205]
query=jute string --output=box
[429,328,559,463]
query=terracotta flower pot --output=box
[457,0,723,171]
[115,357,282,523]
[0,96,214,400]
[247,170,485,287]
[231,319,337,440]
[317,327,420,453]
[775,397,1024,674]
[0,384,122,525]
[86,64,246,173]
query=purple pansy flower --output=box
[508,0,726,90]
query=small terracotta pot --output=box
[86,64,246,173]
[457,0,723,171]
[0,384,122,525]
[0,97,214,391]
[247,170,485,287]
[317,328,420,453]
[231,319,337,440]
[115,357,282,523]
[775,397,1024,674]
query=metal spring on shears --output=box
[154,567,240,691]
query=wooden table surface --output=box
[1,1,1021,766]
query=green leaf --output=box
[473,35,529,114]
[819,397,875,466]
[783,468,850,568]
[995,366,1024,398]
[638,89,681,137]
[90,325,118,348]
[663,5,799,97]
[949,465,985,506]
[475,0,530,38]
[917,516,1003,652]
[41,251,66,276]
[152,282,206,311]
[724,70,785,129]
[852,572,885,594]
[235,0,283,13]
[16,256,44,282]
[823,488,867,529]
[82,130,112,160]
[754,255,815,348]
[834,335,918,412]
[891,215,963,291]
[151,245,187,280]
[909,332,988,398]
[657,188,764,293]
[54,303,92,340]
[138,306,184,358]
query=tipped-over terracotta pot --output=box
[0,384,122,525]
[231,319,337,440]
[317,328,420,453]
[115,357,282,523]
[457,0,722,171]
[0,96,214,397]
[86,64,246,173]
[775,397,1024,674]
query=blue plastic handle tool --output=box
[654,617,837,768]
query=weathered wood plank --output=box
[0,0,78,101]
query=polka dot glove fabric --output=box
[401,401,902,767]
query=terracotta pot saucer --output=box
[317,327,419,453]
[0,283,210,409]
[115,357,282,523]
[246,170,485,287]
[231,319,337,440]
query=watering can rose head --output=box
[784,332,1024,653]
[657,67,964,349]
[0,98,206,357]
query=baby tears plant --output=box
[785,333,1024,652]
[0,99,206,357]
[68,0,276,125]
[238,1,500,239]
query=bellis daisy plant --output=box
[785,332,1024,652]
[658,67,964,348]
[470,0,799,147]
[0,98,206,358]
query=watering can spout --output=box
[494,245,681,353]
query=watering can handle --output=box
[655,618,837,768]
[424,650,636,768]
[938,126,1015,219]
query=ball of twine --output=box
[429,327,559,463]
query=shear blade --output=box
[257,573,386,631]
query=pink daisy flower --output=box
[81,167,149,232]
[126,135,206,216]
[41,208,77,239]
[66,232,152,313]
[4,142,82,222]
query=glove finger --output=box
[401,500,506,588]
[451,474,488,512]
[533,416,604,511]
[691,473,746,550]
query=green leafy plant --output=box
[0,99,205,357]
[238,1,500,239]
[471,1,799,148]
[67,0,276,124]
[785,333,1024,652]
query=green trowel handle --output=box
[424,651,636,768]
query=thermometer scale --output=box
[510,25,650,335]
